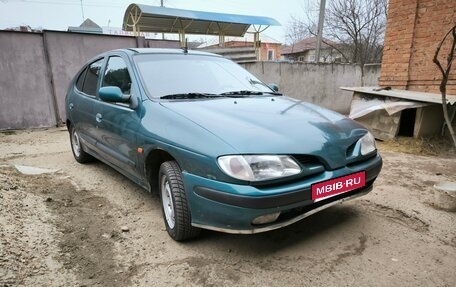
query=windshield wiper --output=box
[219,90,264,97]
[219,90,282,97]
[161,90,282,99]
[160,93,220,99]
[247,79,283,95]
[262,91,283,95]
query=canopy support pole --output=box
[219,33,225,47]
[127,6,142,37]
[250,25,269,61]
[253,31,260,60]
[177,19,195,48]
[178,29,186,47]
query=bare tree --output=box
[285,16,310,46]
[325,0,386,65]
[433,25,456,147]
[285,0,387,69]
[285,1,318,46]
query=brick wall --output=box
[379,0,456,95]
[259,42,281,61]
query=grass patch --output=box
[0,130,17,136]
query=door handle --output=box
[96,113,102,123]
[69,103,74,110]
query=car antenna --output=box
[182,38,188,54]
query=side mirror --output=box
[99,86,130,103]
[268,83,279,92]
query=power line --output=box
[4,0,170,7]
[3,0,125,8]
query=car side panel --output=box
[68,87,98,148]
[92,100,142,180]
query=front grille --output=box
[275,179,375,223]
[291,155,325,177]
[346,141,357,157]
[292,154,321,166]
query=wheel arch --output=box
[144,148,178,193]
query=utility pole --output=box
[315,0,326,63]
[161,0,165,40]
[80,0,85,22]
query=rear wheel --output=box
[69,125,94,163]
[159,161,200,241]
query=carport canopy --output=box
[122,3,280,47]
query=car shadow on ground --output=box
[186,204,363,254]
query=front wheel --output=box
[69,125,94,164]
[159,161,200,241]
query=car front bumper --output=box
[183,154,382,234]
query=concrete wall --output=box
[0,30,380,129]
[242,62,381,114]
[44,31,138,122]
[0,30,140,130]
[0,32,57,129]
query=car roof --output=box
[82,48,225,70]
[116,48,222,57]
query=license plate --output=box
[311,171,366,202]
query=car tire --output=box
[69,125,94,164]
[159,161,200,241]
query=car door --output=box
[69,57,105,151]
[93,54,142,180]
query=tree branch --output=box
[433,25,456,147]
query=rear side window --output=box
[81,58,103,96]
[75,68,87,91]
[102,56,132,94]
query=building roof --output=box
[197,33,281,48]
[80,18,101,29]
[122,4,280,37]
[68,18,102,34]
[281,36,337,55]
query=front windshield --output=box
[133,53,274,98]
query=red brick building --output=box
[221,39,282,62]
[198,34,282,61]
[281,37,342,63]
[379,0,456,95]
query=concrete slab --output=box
[14,165,60,175]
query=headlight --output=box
[217,155,301,181]
[359,132,376,155]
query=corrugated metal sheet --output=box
[341,86,456,105]
[123,4,280,37]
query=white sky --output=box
[0,0,320,43]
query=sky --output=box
[0,0,320,43]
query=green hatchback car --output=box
[65,48,382,241]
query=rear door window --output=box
[75,68,87,91]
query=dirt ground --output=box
[0,128,455,287]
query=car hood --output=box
[160,96,367,169]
